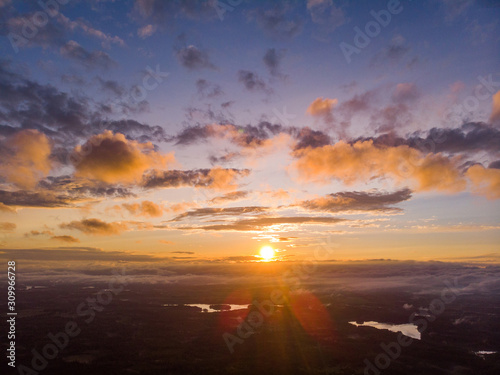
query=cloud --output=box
[4,15,66,51]
[490,90,500,123]
[137,24,157,38]
[60,218,128,236]
[123,200,163,217]
[159,240,174,245]
[307,0,346,32]
[133,0,218,25]
[489,160,500,169]
[237,70,271,93]
[142,168,250,190]
[293,127,332,150]
[97,77,126,96]
[371,35,410,66]
[291,141,466,193]
[298,189,412,214]
[51,235,80,243]
[0,203,16,213]
[466,164,500,199]
[170,122,332,153]
[363,122,500,156]
[0,190,83,208]
[60,40,118,70]
[208,191,249,205]
[440,0,474,22]
[0,61,166,146]
[0,129,52,188]
[171,251,194,254]
[196,79,223,99]
[392,83,420,104]
[0,222,16,232]
[72,131,176,184]
[25,230,54,237]
[249,4,304,39]
[38,176,135,200]
[56,14,125,48]
[170,206,269,222]
[263,48,287,78]
[175,45,216,70]
[369,103,412,133]
[306,97,338,116]
[177,216,347,232]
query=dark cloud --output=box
[196,79,223,99]
[38,176,134,199]
[237,70,271,93]
[170,122,332,152]
[142,168,250,190]
[60,40,118,70]
[293,127,331,150]
[248,5,304,39]
[175,45,216,70]
[0,189,83,208]
[60,218,128,236]
[359,122,500,156]
[0,60,165,148]
[208,152,241,165]
[263,48,287,78]
[489,160,500,169]
[298,189,412,214]
[97,77,126,96]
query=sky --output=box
[0,0,499,264]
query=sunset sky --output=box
[0,0,499,263]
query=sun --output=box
[259,246,275,261]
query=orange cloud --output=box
[207,167,247,191]
[306,97,338,116]
[60,218,128,235]
[72,131,176,184]
[0,222,16,232]
[290,141,466,193]
[0,129,52,188]
[51,235,80,243]
[466,165,500,199]
[490,90,500,123]
[123,200,163,217]
[0,203,16,213]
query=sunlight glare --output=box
[259,246,275,261]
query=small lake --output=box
[349,321,421,340]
